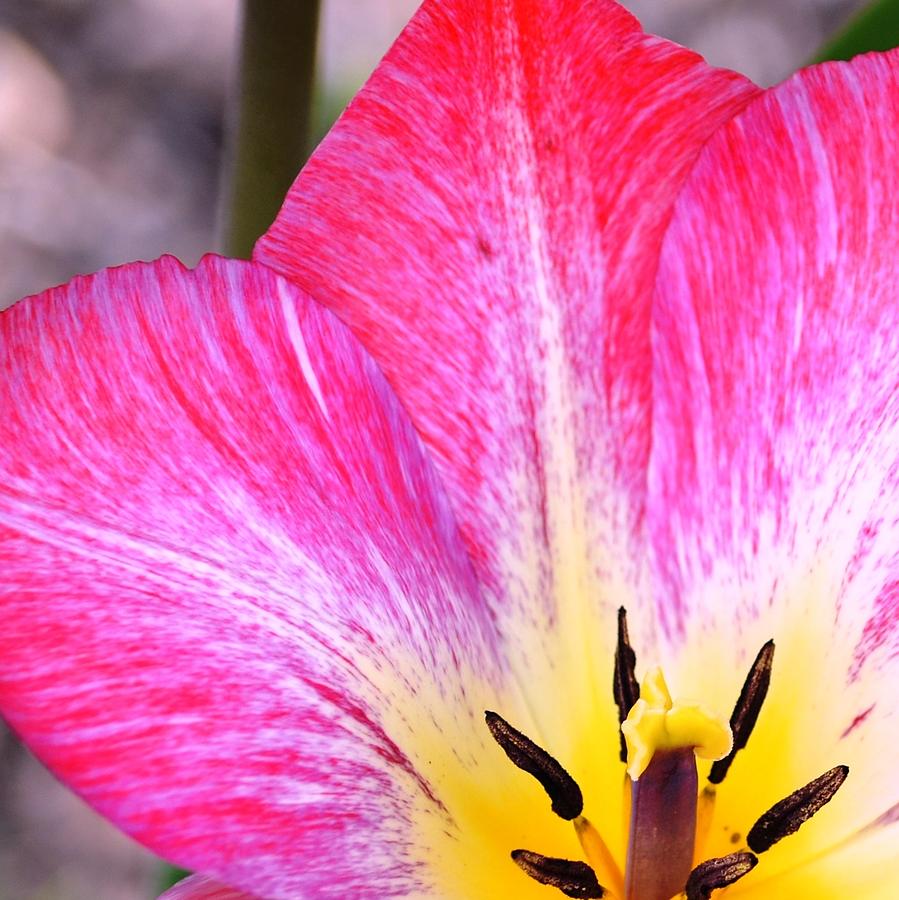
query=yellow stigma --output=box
[621,667,732,780]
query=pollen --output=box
[621,667,732,781]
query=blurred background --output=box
[0,0,870,897]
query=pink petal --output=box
[649,52,899,850]
[159,875,255,899]
[0,256,504,897]
[255,0,760,677]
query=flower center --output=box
[485,608,849,900]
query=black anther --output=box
[747,765,849,853]
[511,849,604,898]
[709,639,774,784]
[485,711,583,819]
[684,852,758,899]
[613,606,639,762]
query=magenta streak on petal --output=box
[852,580,899,680]
[840,705,875,740]
[870,803,899,829]
[300,676,447,813]
[522,376,553,626]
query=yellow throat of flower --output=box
[428,609,849,900]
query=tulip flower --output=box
[1,0,897,897]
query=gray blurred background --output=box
[0,1,868,897]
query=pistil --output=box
[620,667,731,900]
[624,747,697,900]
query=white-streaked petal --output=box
[649,51,899,879]
[0,255,508,897]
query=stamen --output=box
[709,640,774,784]
[613,607,640,763]
[693,786,717,864]
[747,765,849,853]
[511,849,605,898]
[684,852,758,899]
[485,711,583,820]
[574,816,625,898]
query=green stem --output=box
[156,865,191,893]
[220,0,322,258]
[811,0,899,63]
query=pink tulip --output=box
[1,1,895,897]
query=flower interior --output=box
[431,610,849,900]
